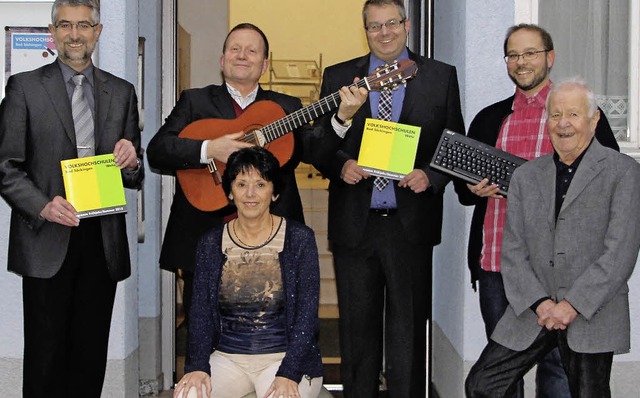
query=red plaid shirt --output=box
[480,82,554,272]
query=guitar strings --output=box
[240,75,376,146]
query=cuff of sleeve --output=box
[122,158,142,175]
[331,115,350,139]
[200,141,210,164]
[275,369,302,384]
[530,297,551,312]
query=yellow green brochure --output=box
[357,118,422,179]
[60,154,127,218]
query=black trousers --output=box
[477,269,570,398]
[465,329,613,398]
[22,218,117,398]
[333,213,432,398]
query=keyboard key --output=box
[429,129,527,196]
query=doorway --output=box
[160,0,432,393]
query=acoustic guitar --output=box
[177,59,418,212]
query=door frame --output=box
[160,0,177,390]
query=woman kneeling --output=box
[174,147,323,398]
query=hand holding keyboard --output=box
[430,129,526,196]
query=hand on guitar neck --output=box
[336,77,368,123]
[205,131,253,164]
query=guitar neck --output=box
[260,79,369,144]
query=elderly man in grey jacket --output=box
[465,78,640,397]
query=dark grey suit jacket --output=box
[147,84,327,272]
[0,61,143,281]
[493,140,640,354]
[314,50,465,247]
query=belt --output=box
[369,208,397,216]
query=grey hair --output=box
[546,77,598,117]
[52,0,100,25]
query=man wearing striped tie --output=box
[313,1,465,396]
[0,1,143,396]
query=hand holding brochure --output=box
[61,154,127,218]
[357,118,421,179]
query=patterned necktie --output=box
[71,74,95,158]
[374,88,393,191]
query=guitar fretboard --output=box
[245,79,370,144]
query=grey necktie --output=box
[374,88,392,191]
[71,74,95,158]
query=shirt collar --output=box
[368,48,410,74]
[512,80,552,111]
[553,137,593,168]
[58,58,95,88]
[225,82,259,109]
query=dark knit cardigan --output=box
[184,218,324,382]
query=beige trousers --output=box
[182,351,323,398]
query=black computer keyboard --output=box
[430,129,527,196]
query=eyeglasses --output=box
[504,50,548,64]
[365,18,406,33]
[55,21,99,32]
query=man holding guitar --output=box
[147,23,367,356]
[312,1,465,396]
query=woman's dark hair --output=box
[222,146,283,198]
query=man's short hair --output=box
[222,23,270,59]
[52,0,100,25]
[503,23,554,55]
[362,0,406,26]
[546,77,598,118]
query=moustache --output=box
[64,39,86,45]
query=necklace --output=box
[232,214,274,249]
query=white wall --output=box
[97,1,145,395]
[431,0,517,394]
[100,0,140,360]
[137,0,165,392]
[433,0,517,362]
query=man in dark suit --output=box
[313,1,464,396]
[466,78,640,397]
[0,1,143,397]
[147,23,365,329]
